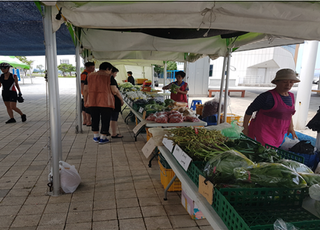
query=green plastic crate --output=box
[265,144,304,163]
[159,153,171,169]
[185,161,206,187]
[213,187,320,230]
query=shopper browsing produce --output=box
[242,69,300,147]
[162,71,188,103]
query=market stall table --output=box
[122,99,207,141]
[158,146,228,230]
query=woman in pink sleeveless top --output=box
[242,69,300,147]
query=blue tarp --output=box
[0,2,75,56]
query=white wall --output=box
[209,47,295,86]
[187,57,210,96]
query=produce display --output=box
[163,126,318,189]
[233,163,307,189]
[166,127,228,161]
[120,82,201,123]
[203,150,255,184]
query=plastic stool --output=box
[190,100,202,110]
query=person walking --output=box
[110,67,124,138]
[127,71,135,85]
[0,63,26,124]
[81,62,95,126]
[83,62,117,144]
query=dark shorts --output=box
[81,98,90,114]
[2,91,17,102]
[110,111,119,121]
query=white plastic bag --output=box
[280,137,300,151]
[273,218,299,230]
[315,162,320,174]
[59,161,81,193]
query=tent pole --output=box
[217,56,228,124]
[151,65,155,87]
[52,27,62,161]
[75,27,82,133]
[164,62,167,87]
[293,41,319,129]
[223,51,231,122]
[44,5,61,196]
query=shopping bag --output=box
[280,137,300,151]
[59,161,81,193]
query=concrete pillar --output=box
[294,41,319,129]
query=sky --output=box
[26,55,84,70]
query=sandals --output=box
[112,134,123,138]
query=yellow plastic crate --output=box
[220,113,241,124]
[158,160,181,192]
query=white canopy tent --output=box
[39,1,320,198]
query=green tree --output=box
[58,63,75,77]
[153,61,177,77]
[15,56,34,77]
[36,64,44,76]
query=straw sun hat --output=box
[271,69,300,84]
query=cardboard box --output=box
[181,187,205,220]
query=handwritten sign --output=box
[198,175,214,205]
[162,137,174,152]
[133,120,147,135]
[139,107,144,114]
[142,137,156,158]
[172,145,192,171]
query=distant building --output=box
[60,59,69,64]
[209,46,296,87]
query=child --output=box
[162,71,188,103]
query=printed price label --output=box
[173,145,192,171]
[139,107,144,114]
[142,137,156,158]
[133,120,147,134]
[198,175,214,205]
[162,137,174,152]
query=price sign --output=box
[133,120,147,135]
[198,175,214,205]
[172,145,192,171]
[139,107,144,114]
[142,137,156,158]
[162,137,174,152]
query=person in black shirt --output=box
[127,71,135,85]
[0,63,26,124]
[110,67,124,138]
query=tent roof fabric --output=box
[55,1,320,40]
[0,2,75,56]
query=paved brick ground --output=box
[0,77,319,229]
[0,77,212,230]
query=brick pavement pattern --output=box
[0,77,212,230]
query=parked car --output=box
[313,76,319,84]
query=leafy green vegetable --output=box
[277,159,314,174]
[299,173,320,186]
[225,138,280,163]
[164,99,175,107]
[169,83,180,94]
[166,127,228,161]
[234,163,307,189]
[203,150,255,184]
